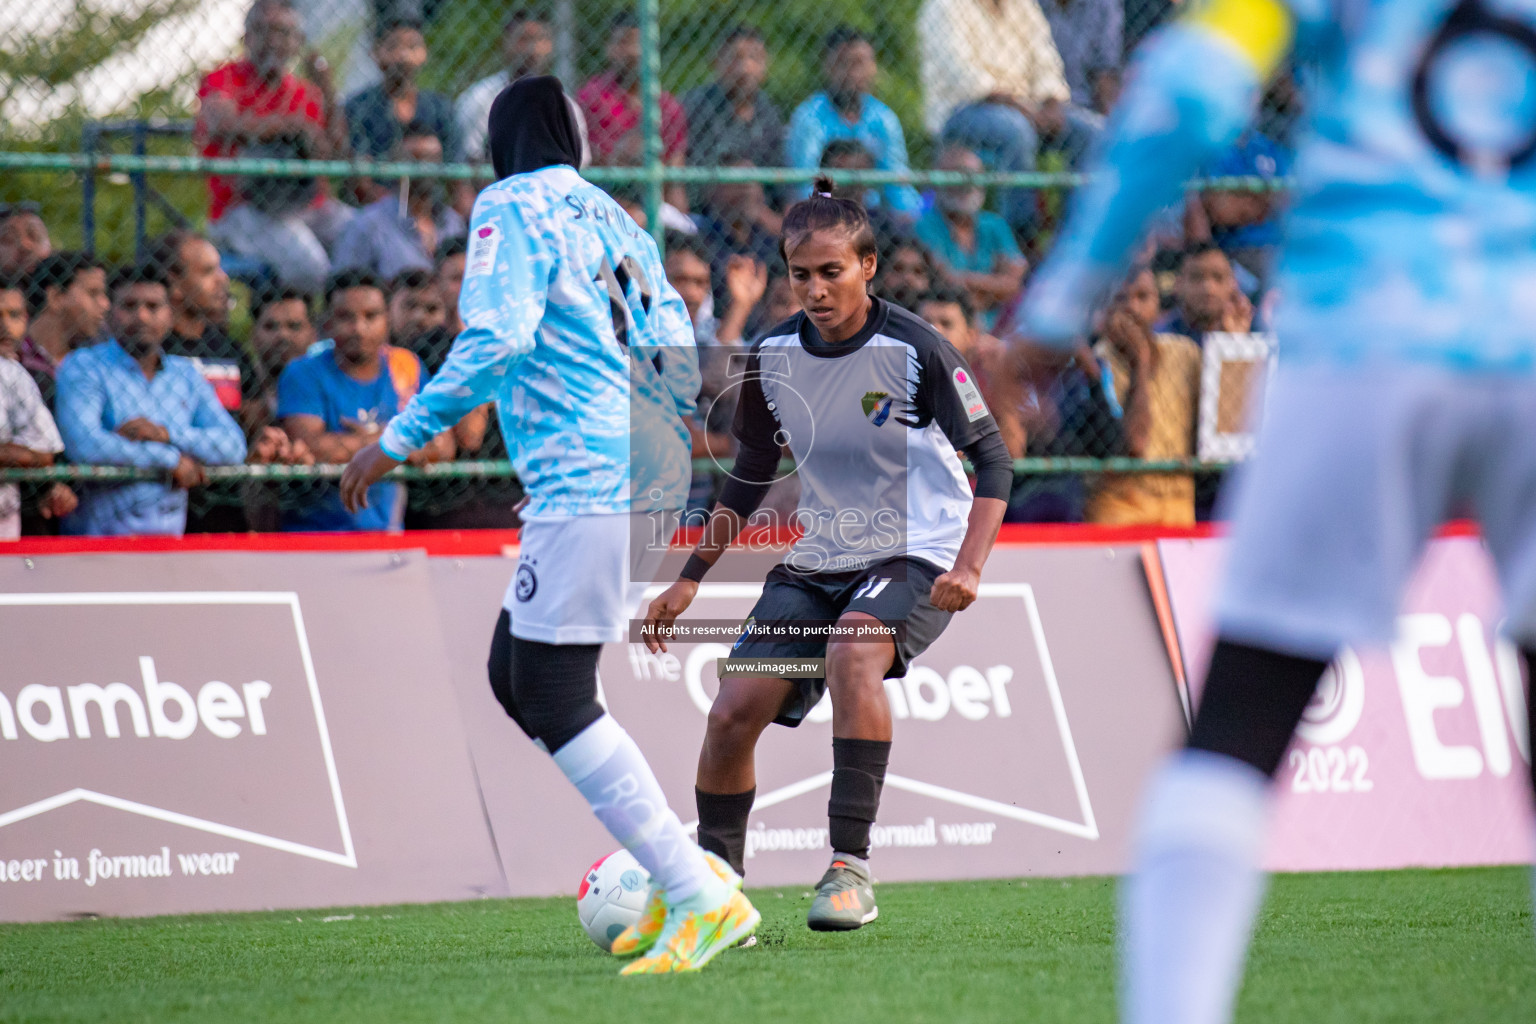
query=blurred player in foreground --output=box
[340,76,758,975]
[642,177,1011,931]
[1011,0,1536,1021]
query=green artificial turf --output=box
[1,868,1532,1023]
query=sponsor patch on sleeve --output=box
[952,367,989,422]
[466,222,501,277]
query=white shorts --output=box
[504,511,677,645]
[1216,362,1536,655]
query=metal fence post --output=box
[638,0,664,252]
[554,0,576,89]
[81,123,100,256]
[132,121,149,260]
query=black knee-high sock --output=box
[828,738,891,860]
[1524,648,1536,802]
[1187,639,1331,778]
[696,787,755,877]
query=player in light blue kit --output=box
[1013,0,1536,1021]
[341,76,758,974]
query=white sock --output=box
[1122,750,1273,1024]
[830,851,869,873]
[552,715,722,904]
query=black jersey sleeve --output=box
[963,430,1014,501]
[915,334,1002,451]
[717,348,782,517]
[911,331,1012,501]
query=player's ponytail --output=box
[781,174,878,262]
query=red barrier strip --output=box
[0,530,522,557]
[2,520,1477,558]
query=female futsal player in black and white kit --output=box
[642,176,1013,931]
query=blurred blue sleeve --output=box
[1016,9,1293,347]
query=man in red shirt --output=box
[577,11,688,211]
[198,0,353,294]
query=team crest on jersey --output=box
[861,391,894,426]
[514,563,538,602]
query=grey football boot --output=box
[806,855,878,931]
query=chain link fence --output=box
[0,0,1297,536]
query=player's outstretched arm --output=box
[641,503,754,653]
[640,340,788,651]
[340,442,402,513]
[1014,0,1294,347]
[378,197,551,462]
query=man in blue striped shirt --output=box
[55,264,247,536]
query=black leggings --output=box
[1189,638,1536,796]
[486,609,604,753]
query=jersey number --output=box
[595,256,653,351]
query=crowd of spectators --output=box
[0,0,1296,536]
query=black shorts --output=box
[729,556,953,728]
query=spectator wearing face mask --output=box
[914,146,1026,328]
[918,0,1073,232]
[333,122,466,281]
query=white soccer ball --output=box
[576,849,651,952]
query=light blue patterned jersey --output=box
[1019,0,1536,373]
[379,165,700,516]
